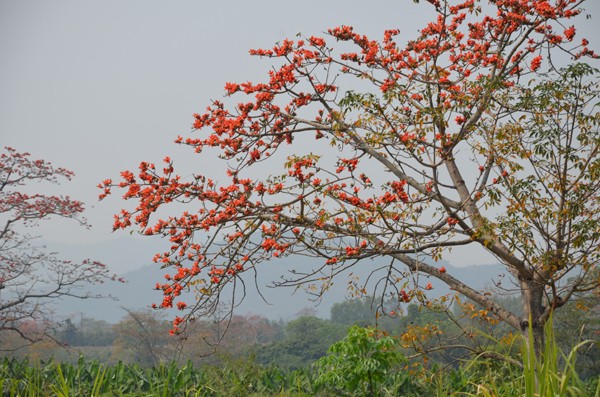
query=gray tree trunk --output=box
[520,277,546,358]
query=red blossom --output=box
[564,26,576,41]
[447,217,459,226]
[400,290,411,303]
[530,55,543,71]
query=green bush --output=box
[314,325,425,396]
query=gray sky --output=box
[0,1,429,244]
[1,1,599,272]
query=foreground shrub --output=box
[314,325,427,396]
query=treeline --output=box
[3,295,599,379]
[2,319,599,396]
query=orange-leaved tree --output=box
[101,0,599,354]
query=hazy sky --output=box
[0,1,429,242]
[1,1,599,271]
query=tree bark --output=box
[520,277,546,358]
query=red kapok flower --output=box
[530,56,542,72]
[564,26,576,41]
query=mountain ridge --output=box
[51,237,510,323]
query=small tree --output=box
[101,0,599,356]
[112,308,174,366]
[315,326,405,397]
[0,147,118,348]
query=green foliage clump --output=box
[314,325,423,396]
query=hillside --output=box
[51,238,509,323]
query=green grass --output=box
[0,356,328,397]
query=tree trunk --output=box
[520,278,546,358]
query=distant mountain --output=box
[52,238,510,323]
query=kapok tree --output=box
[101,0,599,354]
[0,147,119,348]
